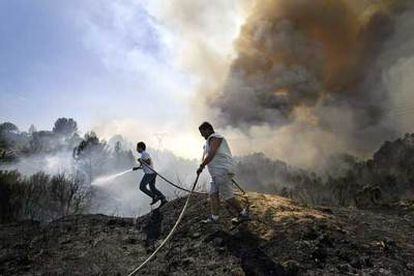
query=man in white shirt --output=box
[196,122,249,224]
[133,142,167,207]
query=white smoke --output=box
[1,151,76,176]
[149,0,414,168]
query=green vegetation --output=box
[235,134,414,207]
[0,118,135,222]
[0,170,90,222]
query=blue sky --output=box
[0,0,193,132]
[3,0,412,165]
[0,0,247,158]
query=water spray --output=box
[91,169,133,186]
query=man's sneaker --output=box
[150,196,160,205]
[159,199,168,208]
[202,215,219,224]
[231,212,251,225]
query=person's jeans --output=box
[140,173,165,199]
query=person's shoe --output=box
[231,212,251,225]
[202,215,219,224]
[159,198,168,208]
[150,196,160,205]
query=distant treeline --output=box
[235,133,414,207]
[0,118,136,222]
[0,118,135,179]
[1,119,413,223]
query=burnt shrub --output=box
[0,170,91,222]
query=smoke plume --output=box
[204,0,414,165]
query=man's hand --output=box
[196,164,204,175]
[132,166,142,171]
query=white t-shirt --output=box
[140,151,155,174]
[203,133,235,175]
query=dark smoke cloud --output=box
[210,0,414,154]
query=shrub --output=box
[0,170,21,222]
[0,170,91,222]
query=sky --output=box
[0,0,242,158]
[2,0,414,167]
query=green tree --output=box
[115,141,121,153]
[28,124,37,135]
[0,122,20,160]
[0,122,18,133]
[52,118,78,136]
[73,132,109,184]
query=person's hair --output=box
[137,141,146,150]
[199,121,214,132]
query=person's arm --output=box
[138,151,153,167]
[197,137,222,174]
[201,147,206,161]
[202,137,222,166]
[133,158,144,170]
[142,158,152,167]
[138,157,152,166]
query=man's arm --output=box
[133,158,144,170]
[138,157,152,167]
[202,137,222,166]
[197,137,222,174]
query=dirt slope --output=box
[1,193,413,275]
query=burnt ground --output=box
[1,192,413,275]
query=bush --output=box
[0,170,21,222]
[0,170,91,222]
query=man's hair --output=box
[137,141,146,150]
[199,121,214,132]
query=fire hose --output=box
[136,161,205,194]
[137,160,249,215]
[127,173,200,276]
[137,160,246,195]
[127,161,249,274]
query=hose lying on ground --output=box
[127,174,201,276]
[127,163,255,274]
